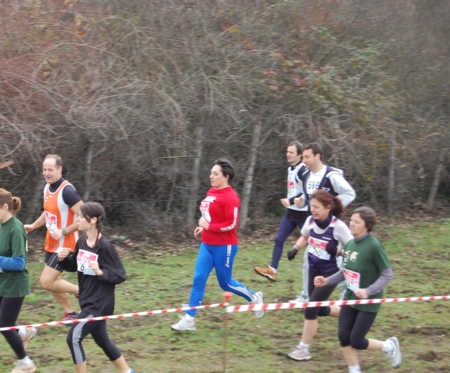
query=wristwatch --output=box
[62,228,67,236]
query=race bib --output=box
[77,249,99,276]
[343,268,360,292]
[307,237,331,261]
[199,196,216,223]
[45,211,58,231]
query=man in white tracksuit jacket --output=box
[290,142,356,303]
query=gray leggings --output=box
[67,310,122,364]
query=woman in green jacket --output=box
[0,188,37,373]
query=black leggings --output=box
[338,305,378,349]
[67,309,122,364]
[0,297,26,360]
[304,268,339,320]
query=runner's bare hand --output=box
[58,247,71,260]
[354,288,368,299]
[314,276,328,287]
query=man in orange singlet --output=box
[24,154,83,321]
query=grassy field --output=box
[1,217,449,372]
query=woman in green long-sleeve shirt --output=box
[0,188,37,373]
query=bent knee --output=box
[350,338,368,350]
[274,234,285,246]
[304,310,318,320]
[39,276,52,289]
[40,269,60,289]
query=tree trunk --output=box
[387,131,396,215]
[24,173,45,223]
[83,142,94,201]
[426,148,447,211]
[239,122,262,231]
[187,125,204,230]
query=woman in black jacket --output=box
[58,202,135,373]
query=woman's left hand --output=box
[194,227,203,237]
[198,217,209,230]
[353,288,368,299]
[89,261,103,276]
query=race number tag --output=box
[77,249,99,276]
[343,268,360,292]
[45,211,58,231]
[307,237,331,261]
[199,196,216,223]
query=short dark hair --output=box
[288,141,303,155]
[303,143,323,160]
[353,206,377,232]
[213,158,235,185]
[44,154,63,167]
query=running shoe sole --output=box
[253,267,276,281]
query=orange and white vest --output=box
[43,181,79,253]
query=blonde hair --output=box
[0,188,22,214]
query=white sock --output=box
[300,342,309,350]
[349,365,361,373]
[382,340,393,353]
[184,314,194,321]
[19,356,33,366]
[269,266,277,273]
[17,327,27,337]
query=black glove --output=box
[287,246,299,261]
[325,242,338,256]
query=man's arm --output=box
[24,212,46,234]
[65,200,84,234]
[329,174,356,207]
[49,200,83,240]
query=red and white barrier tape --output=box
[2,295,448,332]
[0,302,228,332]
[227,295,450,313]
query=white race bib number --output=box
[45,211,58,231]
[77,249,99,276]
[307,237,331,261]
[343,268,360,292]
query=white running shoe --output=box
[10,361,37,373]
[289,294,309,303]
[253,292,265,319]
[21,327,37,351]
[287,345,312,361]
[170,315,197,331]
[385,336,402,369]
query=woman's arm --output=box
[355,267,393,299]
[92,240,127,284]
[287,235,308,261]
[58,245,79,272]
[0,256,25,271]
